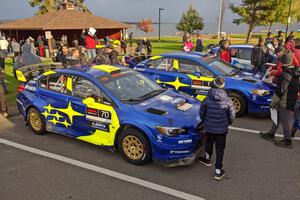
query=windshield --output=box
[206,59,235,76]
[99,72,164,102]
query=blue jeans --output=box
[86,49,96,59]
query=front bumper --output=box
[151,132,205,167]
[248,94,272,114]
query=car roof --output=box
[55,65,132,78]
[160,51,208,59]
[212,45,253,50]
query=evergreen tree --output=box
[176,5,204,34]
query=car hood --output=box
[131,90,201,129]
[229,70,262,84]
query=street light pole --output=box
[285,0,293,38]
[218,0,224,39]
[158,8,165,42]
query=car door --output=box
[144,57,188,91]
[68,75,120,146]
[237,47,252,71]
[177,58,214,101]
[38,73,77,136]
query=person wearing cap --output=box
[104,44,119,65]
[199,77,235,181]
[260,51,300,148]
[251,36,267,74]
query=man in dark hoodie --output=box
[251,36,267,74]
[199,77,235,181]
[14,43,41,78]
[260,51,300,148]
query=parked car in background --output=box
[210,45,253,71]
[134,52,273,117]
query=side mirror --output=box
[83,97,96,105]
[193,72,202,78]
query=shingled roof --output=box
[0,10,130,30]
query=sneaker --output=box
[259,132,275,141]
[198,157,212,167]
[275,139,292,149]
[2,112,8,118]
[214,169,226,181]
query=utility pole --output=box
[217,0,224,39]
[285,0,293,38]
[158,8,165,42]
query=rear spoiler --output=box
[16,63,65,83]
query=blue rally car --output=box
[15,64,204,166]
[134,52,273,116]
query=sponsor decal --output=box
[159,95,173,102]
[134,67,145,72]
[178,139,192,144]
[176,103,193,111]
[86,108,112,124]
[91,122,110,132]
[171,98,184,104]
[170,150,190,154]
[156,134,163,143]
[25,85,37,92]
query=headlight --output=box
[155,126,186,136]
[252,89,270,96]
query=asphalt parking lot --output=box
[0,114,300,200]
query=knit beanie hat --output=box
[212,76,225,89]
[280,51,294,66]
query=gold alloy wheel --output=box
[122,135,144,160]
[29,112,42,131]
[231,97,241,113]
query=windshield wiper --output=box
[121,98,143,102]
[139,89,166,100]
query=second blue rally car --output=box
[16,64,204,166]
[134,52,273,116]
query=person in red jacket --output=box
[82,29,96,59]
[218,41,231,63]
[285,39,300,67]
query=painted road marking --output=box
[0,138,205,200]
[230,126,300,141]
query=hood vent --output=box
[145,108,167,115]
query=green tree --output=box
[265,0,300,31]
[176,5,204,34]
[230,0,271,43]
[29,0,90,15]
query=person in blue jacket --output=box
[199,76,235,181]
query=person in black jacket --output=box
[199,77,235,181]
[260,51,300,148]
[251,36,267,74]
[195,33,203,52]
[104,44,119,65]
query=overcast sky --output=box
[0,0,242,23]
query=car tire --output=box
[27,108,46,135]
[118,128,151,165]
[228,92,247,117]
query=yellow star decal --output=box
[53,112,63,120]
[44,104,54,113]
[49,118,58,125]
[156,77,189,90]
[60,119,71,128]
[54,102,84,124]
[41,111,50,118]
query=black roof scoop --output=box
[145,108,168,115]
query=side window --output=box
[39,77,48,89]
[147,58,175,72]
[72,76,112,105]
[42,74,69,94]
[178,59,214,77]
[238,48,252,60]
